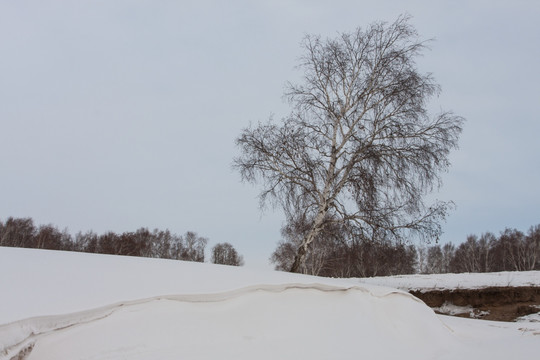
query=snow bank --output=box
[2,284,451,360]
[357,271,540,292]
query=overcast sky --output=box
[1,1,539,269]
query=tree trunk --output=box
[289,207,328,273]
[289,241,308,273]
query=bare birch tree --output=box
[234,15,464,273]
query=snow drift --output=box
[2,284,451,360]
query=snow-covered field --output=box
[359,271,540,292]
[1,247,539,360]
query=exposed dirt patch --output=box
[9,344,34,360]
[409,286,540,322]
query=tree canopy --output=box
[234,16,464,273]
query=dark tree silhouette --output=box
[211,242,244,266]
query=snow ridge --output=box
[0,283,418,360]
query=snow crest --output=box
[0,283,442,360]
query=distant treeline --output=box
[271,237,417,278]
[417,225,540,274]
[0,217,243,266]
[2,217,538,275]
[271,223,540,277]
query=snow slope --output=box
[1,247,539,360]
[0,247,385,325]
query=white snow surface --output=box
[1,247,539,360]
[516,306,540,323]
[358,271,540,292]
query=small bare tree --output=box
[426,245,443,274]
[525,225,540,270]
[234,15,464,273]
[211,242,244,266]
[180,231,208,262]
[441,242,455,273]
